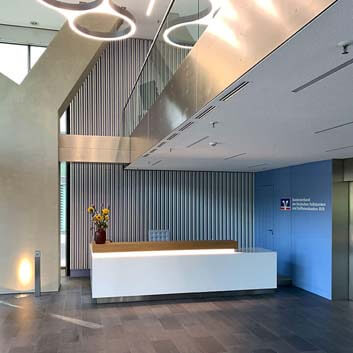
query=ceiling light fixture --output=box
[224,153,246,161]
[325,145,353,153]
[152,160,162,166]
[163,0,219,49]
[248,163,267,169]
[187,136,209,148]
[146,0,156,16]
[37,0,136,41]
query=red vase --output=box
[95,228,106,244]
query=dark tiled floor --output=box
[1,278,353,353]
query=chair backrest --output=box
[148,229,170,242]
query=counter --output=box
[90,241,276,302]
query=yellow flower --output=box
[87,206,94,213]
[105,215,109,221]
[102,208,109,215]
[96,215,103,222]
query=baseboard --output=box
[94,288,276,304]
[70,269,90,278]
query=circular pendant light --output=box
[37,0,104,11]
[163,0,217,49]
[37,0,136,41]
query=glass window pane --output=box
[0,43,28,84]
[60,111,67,134]
[60,162,67,268]
[30,46,46,69]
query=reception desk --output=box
[90,241,277,302]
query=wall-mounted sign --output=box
[292,198,326,212]
[280,198,291,211]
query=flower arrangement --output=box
[87,205,110,230]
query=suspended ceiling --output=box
[131,0,353,172]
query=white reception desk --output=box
[90,241,277,302]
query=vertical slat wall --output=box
[69,39,255,270]
[70,39,151,136]
[70,164,254,270]
[69,39,189,136]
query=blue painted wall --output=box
[255,160,332,299]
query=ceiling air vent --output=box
[224,153,246,161]
[314,120,353,134]
[152,160,162,166]
[194,106,215,120]
[326,145,353,153]
[167,133,178,140]
[292,58,353,93]
[187,136,209,148]
[179,121,194,131]
[157,141,167,148]
[220,81,249,102]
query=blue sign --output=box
[280,198,291,211]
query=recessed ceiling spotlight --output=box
[30,21,39,26]
[209,141,218,147]
[37,0,136,41]
[337,40,353,55]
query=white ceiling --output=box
[132,0,353,172]
[0,0,170,39]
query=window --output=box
[59,112,68,269]
[0,43,47,84]
[30,46,46,69]
[60,111,67,134]
[0,43,28,84]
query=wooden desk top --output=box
[91,240,238,253]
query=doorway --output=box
[256,185,275,250]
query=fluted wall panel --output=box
[70,39,189,136]
[70,39,151,136]
[70,163,254,270]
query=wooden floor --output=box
[1,277,353,353]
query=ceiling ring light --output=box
[163,0,217,49]
[71,5,136,41]
[164,23,208,50]
[38,0,104,12]
[37,0,136,41]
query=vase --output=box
[95,228,106,244]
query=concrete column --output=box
[0,19,117,293]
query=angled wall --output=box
[0,21,114,294]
